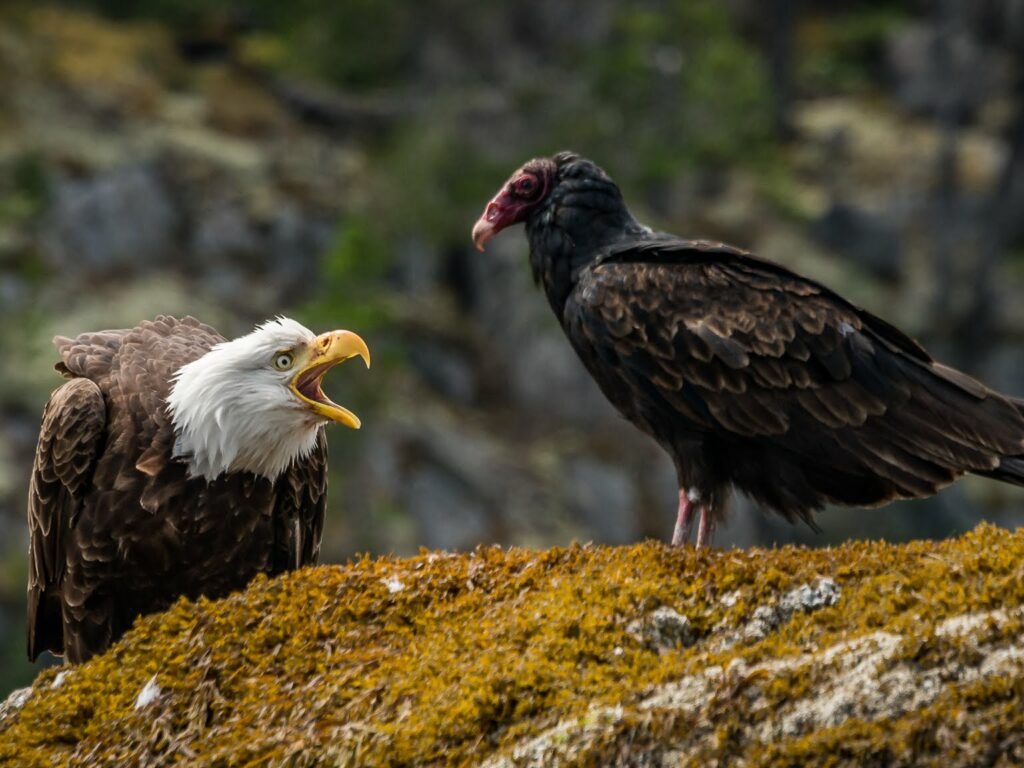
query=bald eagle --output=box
[27,315,370,663]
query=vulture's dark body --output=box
[28,316,326,663]
[524,154,1024,530]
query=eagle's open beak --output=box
[289,330,371,429]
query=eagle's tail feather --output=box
[27,593,64,662]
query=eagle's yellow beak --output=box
[289,330,371,429]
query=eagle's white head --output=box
[166,317,370,481]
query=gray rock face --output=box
[385,417,527,550]
[405,464,491,551]
[467,239,619,426]
[409,341,478,404]
[191,202,261,262]
[887,22,1010,120]
[483,603,1022,768]
[42,164,179,275]
[0,687,31,728]
[565,458,639,545]
[741,577,841,643]
[814,202,902,281]
[627,607,695,649]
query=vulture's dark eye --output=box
[514,175,539,197]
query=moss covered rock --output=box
[2,524,1024,766]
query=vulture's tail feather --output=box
[988,394,1024,485]
[976,456,1024,488]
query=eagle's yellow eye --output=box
[273,352,294,371]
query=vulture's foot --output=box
[695,505,715,548]
[672,489,715,547]
[671,489,694,546]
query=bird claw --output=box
[671,489,694,546]
[695,505,716,548]
[672,488,715,548]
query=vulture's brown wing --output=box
[568,239,1024,517]
[271,429,328,572]
[27,378,106,660]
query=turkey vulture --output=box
[28,315,370,663]
[472,152,1024,547]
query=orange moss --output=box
[0,524,1022,766]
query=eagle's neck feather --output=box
[166,345,323,482]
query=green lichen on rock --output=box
[2,524,1024,766]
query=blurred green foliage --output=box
[66,0,436,85]
[303,218,393,332]
[65,0,778,189]
[0,154,47,289]
[584,5,774,179]
[798,6,910,95]
[0,154,47,230]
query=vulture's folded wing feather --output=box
[569,239,1024,515]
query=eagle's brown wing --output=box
[567,239,1024,520]
[27,377,106,660]
[37,316,228,662]
[271,429,328,572]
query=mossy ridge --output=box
[0,524,1021,766]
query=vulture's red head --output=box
[472,156,558,251]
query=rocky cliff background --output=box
[1,0,1023,693]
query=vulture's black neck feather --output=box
[526,158,648,316]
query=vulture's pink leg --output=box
[671,489,694,546]
[695,505,715,549]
